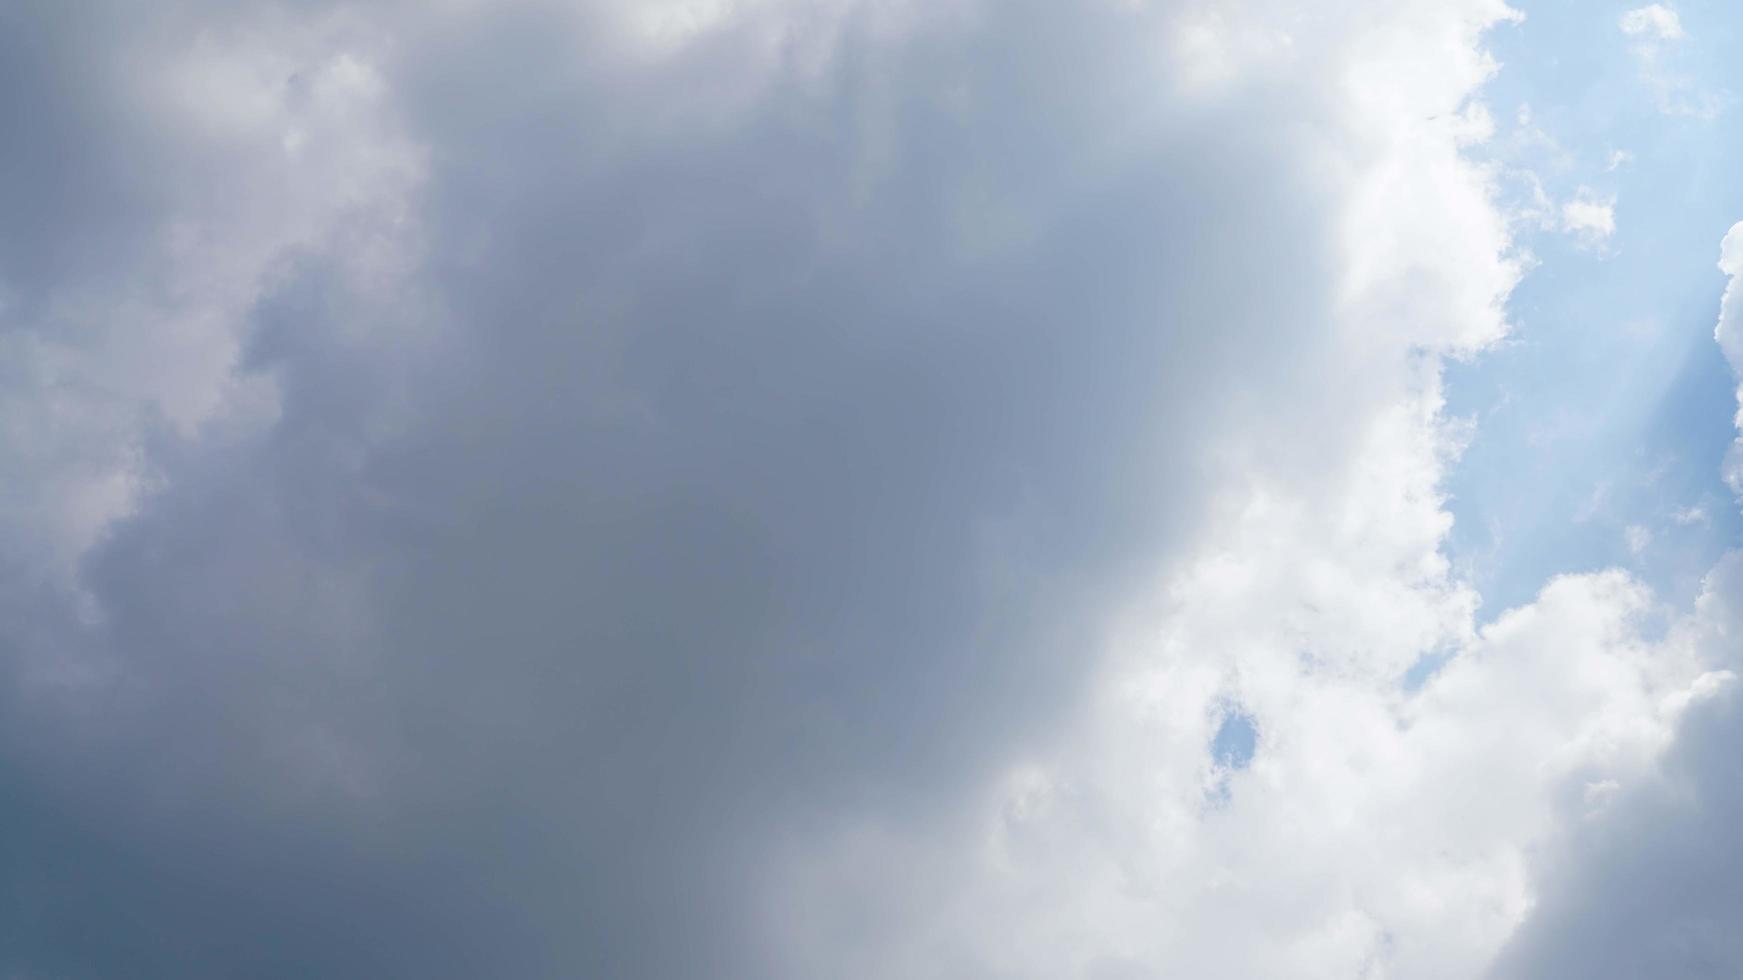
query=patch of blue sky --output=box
[1443,0,1743,618]
[1211,707,1258,771]
[1204,704,1259,806]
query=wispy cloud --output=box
[1619,4,1726,118]
[1620,4,1686,41]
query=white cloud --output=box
[1488,559,1743,979]
[1716,221,1743,495]
[1619,4,1686,40]
[1478,222,1743,979]
[1484,119,1617,251]
[1561,190,1618,247]
[757,2,1702,976]
[1671,504,1709,526]
[1625,524,1652,555]
[1618,4,1725,118]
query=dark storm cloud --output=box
[1,1,1425,976]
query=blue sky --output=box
[2,2,1743,977]
[1447,0,1743,616]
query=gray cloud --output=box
[0,1,1537,976]
[1489,691,1743,979]
[1487,633,1743,978]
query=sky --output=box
[0,1,1740,977]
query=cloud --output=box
[772,533,1728,978]
[1672,504,1710,526]
[1619,4,1686,41]
[1560,190,1617,248]
[1481,119,1616,252]
[1624,524,1652,555]
[0,1,425,592]
[1717,221,1743,494]
[0,1,1727,978]
[1486,566,1743,980]
[1479,223,1743,979]
[1617,3,1725,118]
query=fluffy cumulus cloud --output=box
[0,2,425,591]
[1484,570,1743,979]
[0,1,1738,978]
[1476,223,1743,980]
